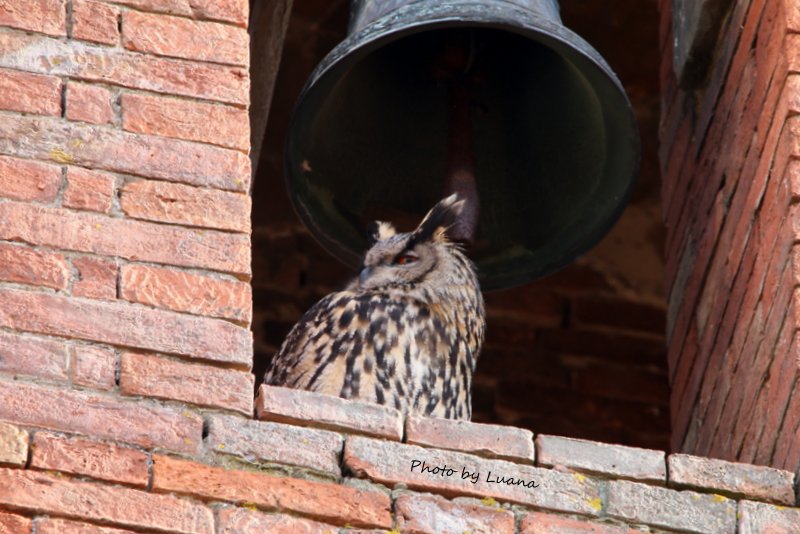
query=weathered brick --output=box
[206,415,343,476]
[72,345,117,390]
[0,422,28,466]
[108,0,246,26]
[121,93,249,150]
[30,432,148,487]
[0,512,31,533]
[0,0,65,36]
[668,453,795,505]
[0,154,62,202]
[66,83,115,126]
[0,201,250,274]
[344,436,602,515]
[48,182,94,240]
[0,242,69,290]
[0,330,68,382]
[153,455,391,528]
[0,379,202,453]
[395,493,515,534]
[0,115,249,191]
[72,256,118,300]
[606,480,736,533]
[255,385,403,440]
[0,288,251,366]
[0,67,61,116]
[216,508,340,534]
[71,0,120,45]
[406,415,534,462]
[122,11,248,66]
[0,468,212,534]
[739,500,800,533]
[120,352,254,414]
[120,179,249,233]
[36,518,139,534]
[0,29,248,105]
[120,264,251,323]
[520,512,641,534]
[536,435,666,483]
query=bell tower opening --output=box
[250,0,667,450]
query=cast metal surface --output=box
[285,0,640,290]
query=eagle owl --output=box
[264,194,485,420]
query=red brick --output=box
[0,29,248,105]
[536,435,665,483]
[344,436,601,515]
[0,0,65,36]
[108,0,247,26]
[66,83,116,125]
[0,512,31,533]
[396,493,515,534]
[216,508,340,534]
[606,480,736,533]
[64,167,116,213]
[30,432,149,487]
[0,330,68,382]
[72,345,117,390]
[668,453,795,505]
[121,93,249,150]
[477,290,564,327]
[787,0,800,32]
[739,500,800,533]
[0,379,202,453]
[520,512,640,534]
[0,67,61,116]
[0,422,28,466]
[207,415,343,476]
[72,256,118,300]
[406,415,533,462]
[574,365,669,405]
[0,115,249,192]
[120,180,250,233]
[120,352,253,414]
[0,154,61,202]
[0,287,251,366]
[0,468,212,534]
[753,325,798,464]
[36,518,138,534]
[0,242,69,290]
[571,296,666,336]
[0,201,250,275]
[71,0,120,45]
[153,454,392,528]
[122,11,248,66]
[120,264,251,323]
[256,385,403,440]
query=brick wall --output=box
[660,0,800,472]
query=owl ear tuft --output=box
[366,220,397,246]
[410,194,465,245]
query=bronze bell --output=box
[285,0,640,290]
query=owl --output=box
[263,194,485,420]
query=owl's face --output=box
[353,194,466,291]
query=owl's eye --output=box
[394,253,418,265]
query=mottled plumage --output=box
[263,195,485,420]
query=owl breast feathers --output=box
[263,194,486,420]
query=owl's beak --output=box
[359,266,373,285]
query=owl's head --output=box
[353,194,476,292]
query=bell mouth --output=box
[285,2,640,291]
